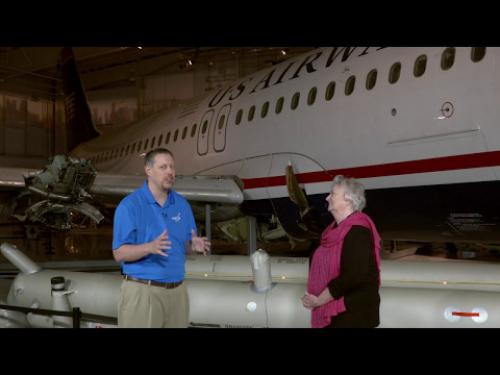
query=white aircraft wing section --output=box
[91,174,245,204]
[0,167,244,204]
[0,167,40,190]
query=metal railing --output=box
[0,303,117,328]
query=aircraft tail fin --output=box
[60,47,100,152]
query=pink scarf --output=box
[307,211,381,328]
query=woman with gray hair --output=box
[301,175,382,328]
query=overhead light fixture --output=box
[186,59,193,67]
[137,46,143,50]
[280,49,287,56]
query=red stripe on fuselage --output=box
[241,150,500,190]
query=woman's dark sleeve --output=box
[327,226,374,299]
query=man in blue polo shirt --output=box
[112,148,210,328]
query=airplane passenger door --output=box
[213,104,231,153]
[197,110,214,156]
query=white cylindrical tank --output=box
[381,259,500,292]
[50,276,74,327]
[185,254,309,283]
[7,270,122,318]
[185,279,310,328]
[6,242,500,328]
[250,249,272,292]
[379,287,500,328]
[0,299,29,328]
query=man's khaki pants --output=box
[118,280,189,328]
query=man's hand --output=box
[148,229,172,257]
[191,229,211,255]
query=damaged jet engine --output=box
[12,155,104,230]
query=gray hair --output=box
[144,148,174,167]
[332,175,366,211]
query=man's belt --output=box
[124,275,183,289]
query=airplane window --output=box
[174,129,179,142]
[471,47,486,62]
[182,126,188,139]
[144,139,149,150]
[248,106,255,121]
[126,145,130,155]
[307,87,317,105]
[131,143,136,154]
[166,132,171,144]
[235,109,243,125]
[158,134,163,145]
[441,47,455,70]
[389,62,401,84]
[414,55,427,77]
[345,76,356,95]
[137,140,142,151]
[291,92,300,110]
[202,120,208,134]
[366,69,377,90]
[261,102,269,118]
[325,81,336,101]
[191,124,197,137]
[275,97,284,114]
[218,115,225,130]
[151,136,156,148]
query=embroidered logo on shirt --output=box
[171,212,182,222]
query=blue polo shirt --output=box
[112,181,197,282]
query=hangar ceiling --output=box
[0,47,316,100]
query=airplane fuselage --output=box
[71,47,500,242]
